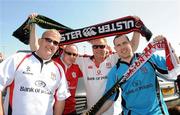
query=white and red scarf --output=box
[123,38,180,82]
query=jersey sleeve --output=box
[150,54,168,73]
[0,54,18,91]
[76,65,83,78]
[107,53,119,66]
[75,56,83,68]
[55,66,71,101]
[149,54,178,80]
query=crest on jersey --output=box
[72,72,77,78]
[140,67,148,73]
[106,62,112,68]
[50,72,56,80]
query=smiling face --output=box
[114,35,133,60]
[37,29,61,60]
[90,38,108,59]
[63,44,78,65]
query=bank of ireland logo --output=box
[35,80,46,88]
[96,70,102,75]
[82,27,97,37]
[132,80,141,87]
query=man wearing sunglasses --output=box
[53,45,83,115]
[76,33,140,115]
[29,13,141,115]
[29,13,83,115]
[0,29,70,115]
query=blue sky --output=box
[0,0,180,57]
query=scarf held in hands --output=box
[12,15,152,45]
[86,38,180,115]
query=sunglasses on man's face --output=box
[64,51,78,57]
[92,45,106,49]
[43,37,59,46]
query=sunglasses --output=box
[92,45,106,49]
[43,38,59,46]
[64,51,78,57]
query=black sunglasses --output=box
[92,45,106,49]
[64,51,78,57]
[43,38,59,46]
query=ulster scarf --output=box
[86,38,180,115]
[12,15,152,45]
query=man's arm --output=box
[131,31,140,52]
[154,35,180,64]
[0,91,4,115]
[170,44,180,64]
[96,100,113,115]
[29,13,39,51]
[53,100,65,115]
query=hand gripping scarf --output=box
[86,38,180,115]
[12,15,152,45]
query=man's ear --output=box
[114,46,118,52]
[38,38,42,45]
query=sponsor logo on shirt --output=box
[20,85,53,95]
[132,80,142,87]
[88,65,93,69]
[22,66,33,75]
[125,83,153,96]
[96,70,102,75]
[35,80,46,88]
[106,62,112,68]
[87,76,107,80]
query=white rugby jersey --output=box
[76,53,122,115]
[0,52,70,115]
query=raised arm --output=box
[130,16,141,52]
[131,31,140,52]
[96,100,113,115]
[29,13,39,51]
[154,35,180,64]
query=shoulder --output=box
[150,54,165,61]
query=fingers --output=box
[132,15,140,21]
[28,13,38,25]
[29,13,38,19]
[153,35,165,42]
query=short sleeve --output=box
[55,67,71,101]
[0,54,18,91]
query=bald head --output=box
[42,29,61,42]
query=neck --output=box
[61,57,71,67]
[121,55,133,63]
[93,56,106,67]
[36,50,51,60]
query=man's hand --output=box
[28,13,38,24]
[153,35,165,42]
